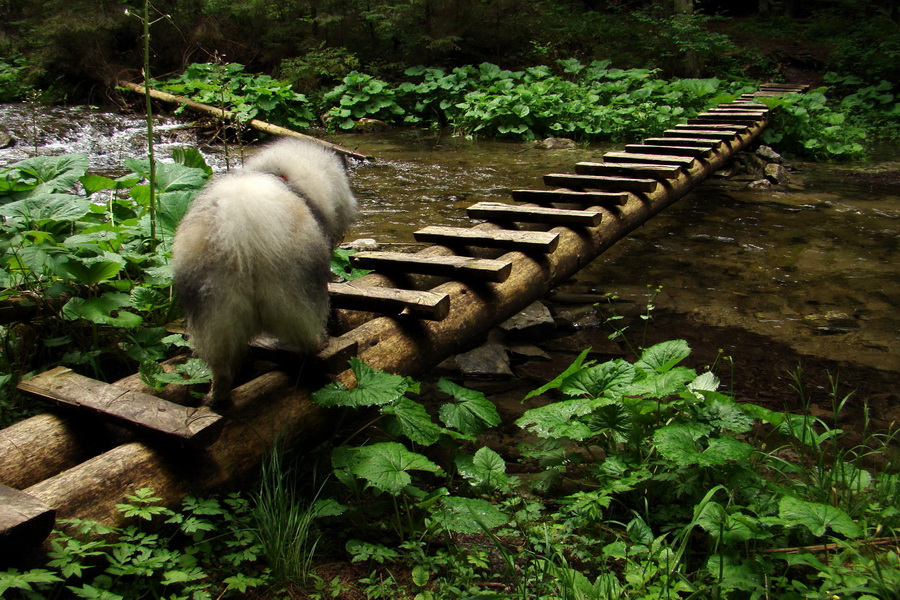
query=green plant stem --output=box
[142,0,157,242]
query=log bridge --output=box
[0,84,807,558]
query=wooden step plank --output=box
[706,106,768,114]
[328,282,450,320]
[672,123,748,132]
[689,114,764,125]
[663,129,737,140]
[602,151,696,167]
[623,143,712,157]
[643,137,721,148]
[510,188,629,207]
[467,201,601,227]
[0,484,55,554]
[17,367,225,444]
[414,225,560,253]
[249,336,359,373]
[574,161,681,180]
[350,250,513,283]
[544,172,659,193]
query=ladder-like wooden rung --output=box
[663,129,737,140]
[706,106,768,114]
[602,152,696,167]
[624,143,712,157]
[249,336,359,372]
[643,137,720,148]
[575,161,682,180]
[17,367,225,444]
[350,251,513,283]
[467,201,601,227]
[510,188,629,207]
[672,123,748,132]
[414,225,560,253]
[544,172,659,193]
[690,114,764,125]
[328,282,450,320]
[0,483,55,554]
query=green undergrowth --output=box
[4,342,898,599]
[150,58,897,160]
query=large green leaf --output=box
[350,442,440,495]
[560,358,634,399]
[61,292,143,328]
[124,158,209,192]
[0,194,91,223]
[8,154,89,195]
[454,447,509,492]
[653,423,753,467]
[431,496,507,534]
[381,397,444,446]
[778,496,862,539]
[516,396,614,441]
[635,339,690,373]
[523,347,594,400]
[313,358,414,408]
[436,379,500,436]
[60,253,125,285]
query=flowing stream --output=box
[2,103,898,418]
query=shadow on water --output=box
[1,106,897,424]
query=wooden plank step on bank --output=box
[663,128,737,141]
[18,367,224,445]
[349,251,513,283]
[0,484,55,562]
[574,161,682,180]
[328,282,450,320]
[602,152,696,167]
[414,225,560,253]
[623,143,713,158]
[467,201,602,227]
[643,137,720,148]
[510,189,629,207]
[544,172,659,193]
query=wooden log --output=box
[574,161,681,180]
[602,152,696,167]
[467,201,601,227]
[689,114,764,125]
[414,226,560,253]
[510,189,629,207]
[328,282,450,320]
[623,144,712,157]
[350,251,513,283]
[642,137,720,148]
[250,336,359,372]
[672,123,748,132]
[705,107,767,114]
[18,368,224,446]
[117,80,371,162]
[543,173,659,193]
[0,484,56,557]
[663,129,737,140]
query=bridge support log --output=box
[3,110,766,535]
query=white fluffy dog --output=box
[172,137,357,408]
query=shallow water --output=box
[2,105,897,380]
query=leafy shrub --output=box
[154,63,316,129]
[280,45,361,92]
[0,56,32,102]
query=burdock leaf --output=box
[313,358,413,408]
[351,442,440,495]
[437,379,500,436]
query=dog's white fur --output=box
[172,137,357,408]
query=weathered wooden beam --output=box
[705,107,767,114]
[328,282,450,320]
[672,123,748,133]
[414,225,560,253]
[467,201,601,227]
[574,161,682,179]
[663,129,737,140]
[642,137,720,148]
[350,251,513,283]
[18,368,224,445]
[689,114,764,125]
[544,173,659,193]
[623,143,712,157]
[602,152,696,167]
[510,189,629,207]
[0,484,55,558]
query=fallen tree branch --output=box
[117,80,372,162]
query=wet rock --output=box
[508,343,551,362]
[747,178,773,190]
[342,238,379,251]
[499,301,555,340]
[535,137,576,150]
[353,118,388,132]
[455,343,514,378]
[732,152,767,179]
[756,145,784,163]
[765,163,791,185]
[0,129,13,149]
